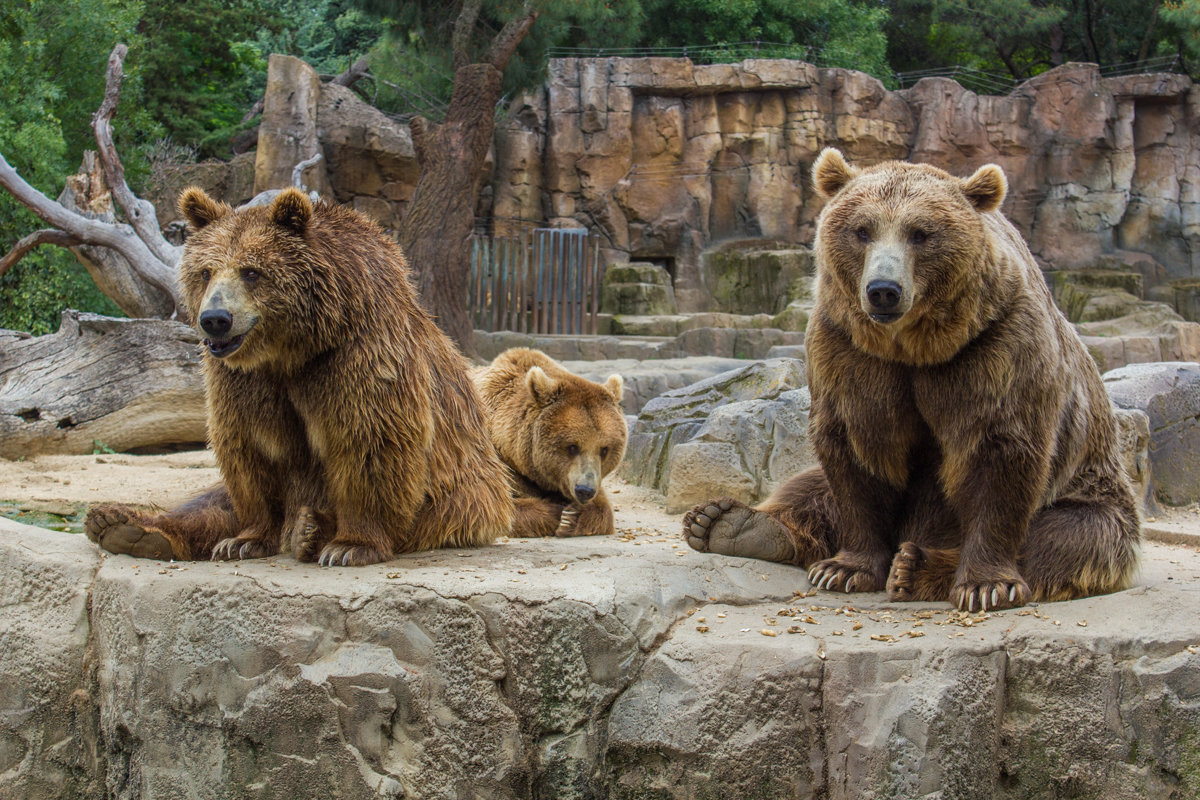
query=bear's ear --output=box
[526,366,559,405]
[813,148,857,198]
[179,187,230,231]
[270,188,313,235]
[960,164,1007,213]
[603,374,624,404]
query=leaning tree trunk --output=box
[398,1,538,353]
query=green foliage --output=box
[640,0,891,76]
[0,0,143,335]
[887,0,1190,81]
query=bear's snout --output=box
[200,309,234,338]
[574,484,596,503]
[866,280,903,315]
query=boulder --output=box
[621,358,808,506]
[1104,362,1200,506]
[698,241,815,315]
[601,262,677,316]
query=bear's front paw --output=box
[317,542,388,567]
[807,555,885,593]
[212,536,275,561]
[555,506,581,537]
[951,577,1030,612]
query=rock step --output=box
[5,519,1199,800]
[473,326,804,364]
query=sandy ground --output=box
[1,449,1197,548]
[0,450,683,536]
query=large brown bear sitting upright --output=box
[86,187,514,566]
[684,149,1140,611]
[473,348,627,538]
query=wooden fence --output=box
[469,228,603,334]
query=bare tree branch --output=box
[486,0,539,71]
[92,44,181,267]
[330,54,371,88]
[0,151,182,309]
[0,229,81,278]
[452,0,484,71]
[291,152,324,190]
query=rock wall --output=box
[5,518,1200,800]
[246,56,1198,311]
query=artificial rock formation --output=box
[3,517,1200,800]
[246,56,1198,317]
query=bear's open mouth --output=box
[205,334,246,358]
[869,312,903,324]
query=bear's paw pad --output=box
[318,542,388,567]
[212,536,275,561]
[683,498,796,563]
[952,577,1030,612]
[85,505,175,560]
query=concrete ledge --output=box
[3,520,1200,799]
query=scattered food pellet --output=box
[696,626,709,633]
[817,648,826,660]
[870,634,897,643]
[852,621,864,631]
[1077,620,1088,627]
[905,630,925,638]
[787,626,804,634]
[832,630,844,636]
[760,629,777,637]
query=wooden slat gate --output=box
[469,228,602,334]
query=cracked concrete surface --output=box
[3,499,1200,799]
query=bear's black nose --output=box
[866,280,902,312]
[574,485,596,503]
[200,309,233,338]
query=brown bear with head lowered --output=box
[685,149,1140,611]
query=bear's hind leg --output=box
[1021,481,1140,602]
[886,543,959,601]
[683,467,836,566]
[86,485,240,561]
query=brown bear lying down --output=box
[86,187,514,566]
[473,348,627,537]
[684,149,1140,611]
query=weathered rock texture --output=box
[1106,362,1200,506]
[4,517,1200,800]
[624,358,1158,515]
[244,57,1198,317]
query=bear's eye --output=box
[566,444,580,457]
[854,227,871,243]
[241,268,260,284]
[910,229,929,245]
[200,268,211,283]
[601,447,609,459]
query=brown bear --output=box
[85,187,514,566]
[473,348,626,537]
[684,149,1140,611]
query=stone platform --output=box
[4,516,1200,800]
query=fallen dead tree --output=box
[0,312,206,459]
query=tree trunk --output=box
[399,63,504,351]
[398,3,538,353]
[0,312,206,458]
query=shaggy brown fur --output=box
[684,149,1140,611]
[473,348,626,537]
[86,188,514,566]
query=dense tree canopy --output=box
[0,0,1196,333]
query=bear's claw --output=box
[807,556,884,593]
[555,507,580,537]
[212,536,275,561]
[317,542,388,567]
[952,578,1029,612]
